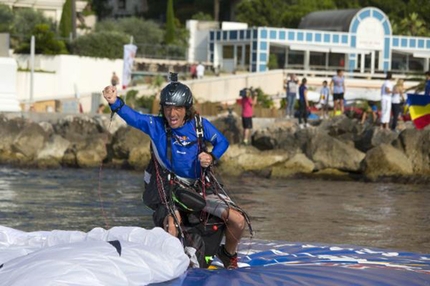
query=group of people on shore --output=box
[362,70,430,131]
[284,70,430,131]
[284,69,345,129]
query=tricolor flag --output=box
[407,93,430,129]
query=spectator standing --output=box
[111,72,119,87]
[284,74,299,119]
[190,63,197,79]
[196,62,205,79]
[391,79,405,131]
[97,104,106,114]
[298,78,309,129]
[330,69,345,115]
[319,80,330,119]
[241,89,257,145]
[425,71,430,96]
[380,72,394,130]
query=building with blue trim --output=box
[208,7,430,74]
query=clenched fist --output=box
[103,85,117,104]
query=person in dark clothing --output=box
[298,78,309,128]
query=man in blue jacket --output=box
[103,75,246,269]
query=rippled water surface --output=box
[1,167,429,254]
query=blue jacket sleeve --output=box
[202,118,229,160]
[109,98,158,136]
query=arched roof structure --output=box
[298,9,361,32]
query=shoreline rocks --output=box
[1,113,429,184]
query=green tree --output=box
[90,0,112,20]
[333,0,361,8]
[254,87,274,108]
[282,0,336,28]
[406,0,430,28]
[395,13,428,36]
[96,17,164,57]
[235,0,286,27]
[145,0,214,24]
[12,8,55,39]
[59,0,73,39]
[15,24,68,55]
[164,0,175,44]
[11,8,56,50]
[191,11,213,21]
[0,4,14,33]
[70,31,129,59]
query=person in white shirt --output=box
[319,80,330,119]
[391,79,405,131]
[380,72,394,130]
[196,62,205,79]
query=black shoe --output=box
[217,244,238,269]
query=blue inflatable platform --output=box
[159,239,430,285]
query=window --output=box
[223,45,234,59]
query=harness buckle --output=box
[196,128,204,138]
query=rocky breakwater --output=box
[1,113,429,182]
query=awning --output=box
[330,47,371,54]
[289,44,371,54]
[290,44,330,53]
[392,48,430,58]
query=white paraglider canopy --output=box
[0,226,189,285]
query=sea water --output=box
[1,166,429,254]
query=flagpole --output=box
[30,35,35,111]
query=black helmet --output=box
[160,73,193,108]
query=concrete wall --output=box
[184,70,285,104]
[13,55,123,112]
[0,57,20,112]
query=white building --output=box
[208,7,430,74]
[0,0,87,23]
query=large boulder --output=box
[252,121,298,152]
[370,128,399,148]
[397,129,430,174]
[326,116,361,137]
[54,115,108,148]
[12,122,48,161]
[36,135,71,168]
[93,114,127,135]
[111,126,151,159]
[306,132,365,172]
[363,144,413,180]
[354,128,398,152]
[271,153,315,178]
[128,145,151,170]
[76,137,108,168]
[61,133,110,168]
[0,116,27,163]
[218,145,289,176]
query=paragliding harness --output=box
[142,114,252,268]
